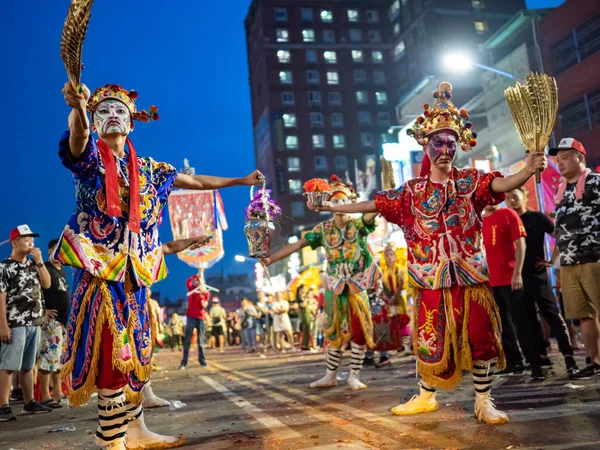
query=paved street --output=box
[1,346,600,450]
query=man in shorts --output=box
[209,298,226,352]
[0,225,53,421]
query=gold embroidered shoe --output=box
[391,391,438,416]
[474,394,509,424]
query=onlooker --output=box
[271,292,294,352]
[297,285,312,351]
[241,299,258,352]
[255,292,268,347]
[506,188,577,374]
[550,139,600,379]
[37,239,70,409]
[0,225,52,421]
[482,206,545,380]
[227,311,241,347]
[287,291,300,344]
[264,294,275,348]
[209,298,226,352]
[167,313,184,351]
[179,273,210,369]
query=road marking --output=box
[211,361,468,449]
[200,375,301,440]
[210,368,405,448]
[301,440,376,450]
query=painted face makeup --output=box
[93,99,131,135]
[427,131,458,164]
[330,193,351,207]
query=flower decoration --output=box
[245,188,282,221]
[303,178,332,193]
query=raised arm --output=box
[174,170,263,190]
[162,236,211,255]
[262,237,311,266]
[492,153,547,193]
[61,82,91,159]
[313,200,378,215]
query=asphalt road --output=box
[1,345,599,450]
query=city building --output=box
[539,0,600,167]
[244,0,396,250]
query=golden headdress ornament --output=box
[329,175,358,202]
[407,82,477,152]
[88,84,160,123]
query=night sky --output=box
[0,0,565,300]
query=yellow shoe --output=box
[391,393,438,416]
[474,394,509,424]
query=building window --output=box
[394,23,400,35]
[394,40,406,61]
[559,95,592,137]
[329,92,342,106]
[375,91,388,105]
[287,157,300,172]
[373,71,385,84]
[348,9,359,22]
[301,7,313,21]
[282,92,295,106]
[306,49,317,63]
[283,113,296,128]
[313,134,325,149]
[291,201,305,218]
[324,51,337,64]
[274,7,287,22]
[335,155,348,170]
[302,29,315,42]
[279,71,292,84]
[472,0,485,8]
[358,112,371,126]
[331,113,344,127]
[276,29,289,42]
[367,10,379,23]
[323,30,336,43]
[333,135,345,149]
[306,70,320,84]
[289,179,302,194]
[361,132,373,147]
[474,21,488,33]
[285,135,298,149]
[310,112,324,127]
[369,30,381,43]
[356,91,369,104]
[309,91,321,106]
[277,50,291,63]
[378,112,391,125]
[349,29,362,42]
[354,70,367,83]
[389,0,400,20]
[372,51,384,63]
[327,71,339,85]
[352,50,364,62]
[314,156,328,171]
[320,10,333,23]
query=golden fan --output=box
[60,0,94,129]
[504,73,559,183]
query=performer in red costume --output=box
[313,82,548,424]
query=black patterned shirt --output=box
[555,173,600,266]
[0,258,44,328]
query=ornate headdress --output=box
[88,84,159,122]
[407,82,477,152]
[329,175,357,201]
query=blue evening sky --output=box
[0,0,564,300]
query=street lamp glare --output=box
[443,53,473,72]
[235,255,247,262]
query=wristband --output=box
[36,262,44,268]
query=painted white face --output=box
[330,193,350,214]
[93,100,131,136]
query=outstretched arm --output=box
[62,82,91,159]
[174,170,263,190]
[315,200,378,215]
[262,238,310,266]
[492,153,547,193]
[162,236,211,255]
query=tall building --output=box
[388,0,527,121]
[245,0,395,248]
[540,0,600,167]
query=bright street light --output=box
[234,255,247,263]
[443,53,523,82]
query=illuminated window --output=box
[313,134,325,149]
[321,10,333,22]
[474,21,488,33]
[285,136,298,149]
[327,71,339,85]
[283,113,296,127]
[394,23,400,35]
[287,157,300,171]
[376,91,388,105]
[279,71,292,84]
[324,51,337,64]
[276,29,289,42]
[352,50,364,62]
[372,51,384,63]
[472,0,485,8]
[356,91,369,104]
[302,29,315,42]
[277,50,291,63]
[333,135,345,149]
[289,179,302,194]
[394,40,406,61]
[348,9,359,22]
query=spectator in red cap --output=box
[550,138,600,379]
[0,225,52,421]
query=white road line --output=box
[200,375,301,440]
[301,440,376,450]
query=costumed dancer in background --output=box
[58,82,262,450]
[263,176,379,390]
[315,82,548,424]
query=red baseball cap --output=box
[9,224,40,241]
[549,138,587,156]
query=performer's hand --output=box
[241,170,264,186]
[511,272,523,291]
[62,81,90,111]
[28,248,44,265]
[526,152,548,175]
[259,257,272,267]
[189,235,212,250]
[45,309,58,321]
[307,200,332,212]
[0,323,11,344]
